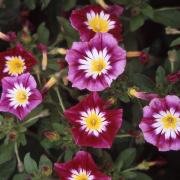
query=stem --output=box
[22,114,42,126]
[121,167,138,173]
[15,142,24,173]
[116,134,132,138]
[55,87,65,112]
[156,7,180,11]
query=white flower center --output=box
[79,108,109,137]
[69,169,94,180]
[78,48,111,79]
[6,83,31,109]
[85,10,115,32]
[152,108,180,139]
[3,56,26,76]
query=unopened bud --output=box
[44,131,60,141]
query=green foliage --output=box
[24,153,38,174]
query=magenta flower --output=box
[66,33,126,91]
[0,73,42,120]
[0,45,37,81]
[70,5,122,41]
[54,151,111,180]
[64,92,123,148]
[139,95,180,151]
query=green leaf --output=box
[57,17,78,47]
[141,4,154,19]
[155,66,166,86]
[39,155,52,168]
[64,149,73,161]
[130,15,145,31]
[133,73,155,91]
[122,171,137,179]
[0,143,14,165]
[61,0,76,11]
[41,0,51,10]
[132,172,152,180]
[116,148,136,169]
[24,153,38,174]
[13,173,30,180]
[0,158,16,180]
[170,37,180,47]
[24,0,36,10]
[153,10,180,28]
[37,22,50,44]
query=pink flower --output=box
[0,73,42,120]
[107,4,124,17]
[128,88,159,101]
[66,33,126,91]
[64,92,123,148]
[70,5,123,41]
[54,151,111,180]
[0,46,37,81]
[139,95,180,151]
[166,71,180,83]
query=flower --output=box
[0,46,37,81]
[139,95,180,151]
[128,88,159,101]
[54,151,111,180]
[64,92,122,148]
[66,33,126,91]
[70,5,122,41]
[166,71,180,83]
[0,73,42,120]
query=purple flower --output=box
[66,33,126,91]
[139,95,180,151]
[0,73,42,120]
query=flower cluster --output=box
[0,45,42,120]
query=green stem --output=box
[116,134,132,138]
[55,87,65,112]
[156,7,180,11]
[15,142,24,173]
[121,167,138,173]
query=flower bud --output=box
[41,165,52,176]
[44,131,60,142]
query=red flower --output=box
[0,45,37,81]
[54,151,111,180]
[166,71,180,83]
[64,92,123,148]
[70,5,123,41]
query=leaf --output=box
[153,10,180,28]
[41,0,51,10]
[13,174,30,180]
[61,0,76,11]
[133,172,152,180]
[155,66,166,86]
[122,171,137,179]
[24,153,38,174]
[116,148,136,169]
[24,0,36,10]
[170,37,180,47]
[0,143,14,165]
[39,155,52,168]
[130,15,145,31]
[64,149,73,161]
[141,4,154,19]
[133,73,155,91]
[37,22,50,44]
[0,158,16,180]
[57,17,78,47]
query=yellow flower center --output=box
[15,89,29,104]
[74,174,88,180]
[5,56,26,76]
[90,58,107,74]
[84,112,102,131]
[88,15,109,32]
[161,114,177,129]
